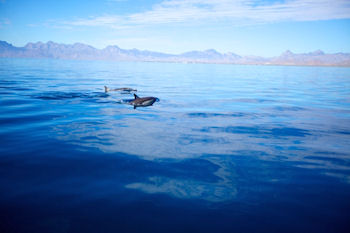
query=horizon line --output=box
[2,40,350,58]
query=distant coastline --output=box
[1,41,350,67]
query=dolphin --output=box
[104,86,137,93]
[129,94,159,109]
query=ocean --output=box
[1,58,350,232]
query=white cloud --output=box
[60,0,350,29]
[64,15,121,28]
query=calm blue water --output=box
[1,58,350,232]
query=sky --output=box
[0,0,350,56]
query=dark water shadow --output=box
[0,136,350,233]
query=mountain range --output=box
[1,40,350,67]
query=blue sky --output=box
[1,0,350,56]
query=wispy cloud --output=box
[58,0,350,29]
[0,18,10,28]
[68,15,122,27]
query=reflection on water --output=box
[126,175,237,202]
[126,157,238,202]
[1,58,350,232]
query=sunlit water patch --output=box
[1,58,350,233]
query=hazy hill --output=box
[1,41,349,66]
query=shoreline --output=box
[1,56,350,68]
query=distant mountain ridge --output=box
[1,40,350,67]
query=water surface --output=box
[1,58,350,232]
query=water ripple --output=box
[31,91,109,100]
[1,58,350,232]
[198,126,311,137]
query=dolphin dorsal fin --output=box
[134,94,139,99]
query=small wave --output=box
[230,98,277,103]
[0,113,61,127]
[187,112,246,118]
[274,106,306,111]
[198,126,311,137]
[117,99,134,104]
[304,156,348,164]
[31,91,109,100]
[0,86,33,91]
[178,134,228,145]
[336,130,350,135]
[32,91,87,100]
[0,80,18,85]
[0,99,33,106]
